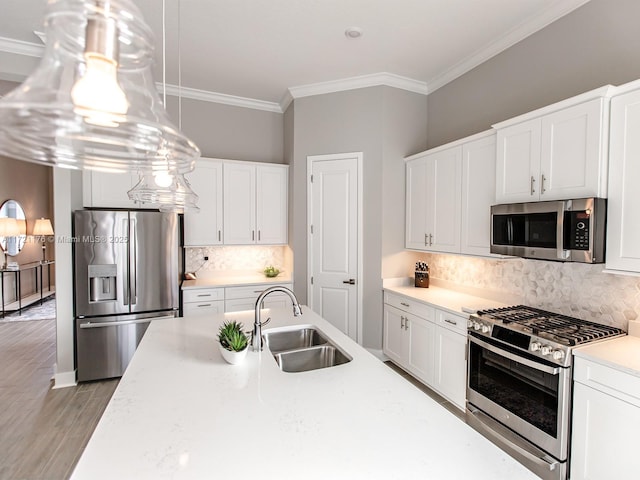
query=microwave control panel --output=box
[564,211,590,250]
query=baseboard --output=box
[366,348,388,362]
[53,370,77,389]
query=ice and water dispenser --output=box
[88,264,117,302]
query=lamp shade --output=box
[0,218,21,237]
[0,0,200,174]
[128,171,199,213]
[32,218,55,236]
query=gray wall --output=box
[427,0,640,148]
[291,86,427,349]
[165,96,284,163]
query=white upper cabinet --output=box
[184,159,223,246]
[223,161,288,245]
[461,133,496,256]
[495,88,612,203]
[406,131,495,256]
[606,82,640,273]
[83,171,152,209]
[405,146,461,253]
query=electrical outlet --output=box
[204,256,209,261]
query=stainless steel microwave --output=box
[490,198,606,263]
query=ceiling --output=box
[0,0,590,112]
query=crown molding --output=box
[427,0,591,92]
[0,36,44,57]
[158,83,283,113]
[287,72,428,103]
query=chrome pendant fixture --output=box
[0,0,199,173]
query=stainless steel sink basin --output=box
[274,345,351,373]
[262,326,328,354]
[262,325,352,373]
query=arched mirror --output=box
[0,199,27,256]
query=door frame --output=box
[306,152,364,344]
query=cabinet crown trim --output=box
[491,85,614,130]
[405,129,494,161]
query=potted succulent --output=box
[217,320,249,365]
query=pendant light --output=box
[128,0,199,212]
[0,0,199,173]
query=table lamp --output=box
[32,218,54,263]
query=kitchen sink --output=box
[262,326,328,354]
[262,325,352,373]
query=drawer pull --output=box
[197,304,212,307]
[400,302,410,307]
[445,319,457,326]
[197,294,212,298]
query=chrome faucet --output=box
[252,286,303,351]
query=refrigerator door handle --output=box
[122,217,130,306]
[79,315,176,329]
[130,218,137,306]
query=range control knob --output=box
[473,322,481,331]
[540,345,553,356]
[530,342,542,352]
[467,319,474,329]
[481,324,489,333]
[552,350,565,361]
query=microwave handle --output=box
[556,200,570,260]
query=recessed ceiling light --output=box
[345,27,363,39]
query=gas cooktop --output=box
[469,305,625,367]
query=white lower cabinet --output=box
[383,292,467,410]
[570,356,640,479]
[182,288,225,316]
[224,283,293,313]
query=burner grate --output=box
[477,305,625,345]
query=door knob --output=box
[343,279,356,285]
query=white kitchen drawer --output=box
[436,310,468,335]
[574,357,640,407]
[183,300,224,316]
[225,298,256,312]
[225,294,293,313]
[183,288,224,304]
[224,283,292,300]
[384,292,434,321]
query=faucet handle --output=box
[260,316,271,327]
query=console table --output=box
[1,261,55,318]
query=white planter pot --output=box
[219,344,248,365]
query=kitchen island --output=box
[71,306,538,480]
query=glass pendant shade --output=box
[0,0,199,173]
[128,170,199,213]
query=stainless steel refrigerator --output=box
[73,210,180,382]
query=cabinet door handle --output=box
[530,175,536,195]
[424,233,428,246]
[400,302,410,307]
[218,230,221,242]
[258,230,261,241]
[400,316,405,329]
[541,174,546,194]
[252,230,255,241]
[445,318,457,326]
[405,319,409,331]
[429,234,433,246]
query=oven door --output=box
[467,333,571,462]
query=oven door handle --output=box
[469,335,560,375]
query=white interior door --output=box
[308,153,361,342]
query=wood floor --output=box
[0,319,118,480]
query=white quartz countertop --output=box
[384,285,509,316]
[182,273,293,289]
[71,307,538,480]
[573,335,640,377]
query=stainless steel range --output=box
[466,305,624,480]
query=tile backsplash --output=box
[185,245,289,274]
[420,253,640,331]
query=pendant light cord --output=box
[161,0,166,106]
